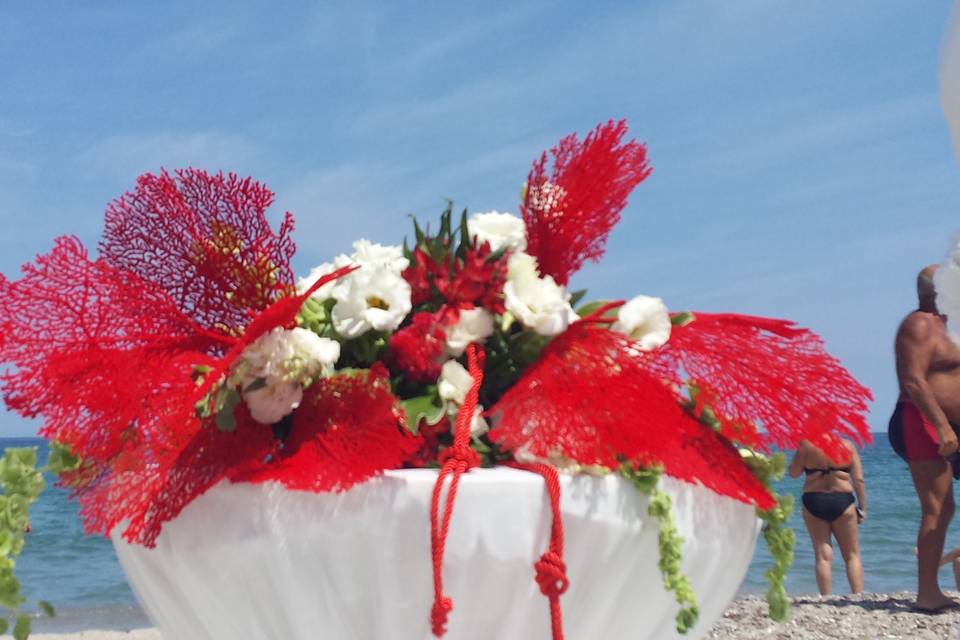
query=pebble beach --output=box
[709,592,960,640]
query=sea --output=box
[0,435,944,631]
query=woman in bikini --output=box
[789,438,866,594]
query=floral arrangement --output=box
[0,120,871,638]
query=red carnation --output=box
[388,311,448,382]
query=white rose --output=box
[351,239,408,274]
[438,359,473,405]
[284,328,341,376]
[331,267,412,338]
[242,378,303,425]
[611,295,671,351]
[445,308,495,356]
[504,252,577,336]
[239,327,340,384]
[467,211,527,253]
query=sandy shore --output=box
[709,592,960,640]
[24,592,960,639]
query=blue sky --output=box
[1,1,959,437]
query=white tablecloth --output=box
[113,468,760,640]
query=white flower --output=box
[242,378,303,425]
[331,267,412,338]
[437,361,488,435]
[468,407,489,436]
[297,253,355,297]
[445,308,495,356]
[467,211,527,253]
[504,252,577,336]
[438,360,473,405]
[611,295,671,351]
[351,239,408,274]
[239,327,341,384]
[298,240,407,302]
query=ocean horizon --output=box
[0,433,940,631]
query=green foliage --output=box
[398,394,446,435]
[670,311,695,326]
[12,613,29,640]
[0,446,53,637]
[742,451,795,621]
[621,464,699,634]
[44,443,79,476]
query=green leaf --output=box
[38,600,55,618]
[569,289,588,308]
[0,618,8,634]
[12,613,29,640]
[399,396,446,435]
[243,378,268,393]
[215,388,242,433]
[671,311,695,326]
[576,299,616,319]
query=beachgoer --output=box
[889,264,960,612]
[789,438,866,594]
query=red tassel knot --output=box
[430,597,453,637]
[534,551,569,597]
[438,444,481,469]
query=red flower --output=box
[445,241,507,314]
[401,242,507,312]
[388,311,448,382]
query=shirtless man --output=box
[890,264,960,612]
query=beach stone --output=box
[708,592,960,639]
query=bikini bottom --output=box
[802,492,855,523]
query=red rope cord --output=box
[507,461,568,640]
[429,343,485,637]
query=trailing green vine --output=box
[0,446,62,639]
[621,464,699,634]
[740,450,795,621]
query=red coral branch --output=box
[487,323,774,508]
[0,237,220,463]
[521,120,652,285]
[649,312,873,458]
[100,169,297,335]
[235,364,421,492]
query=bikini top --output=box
[803,465,852,476]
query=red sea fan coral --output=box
[649,313,873,458]
[0,232,355,545]
[236,364,421,492]
[487,323,774,508]
[0,237,222,463]
[85,404,279,547]
[521,120,652,285]
[100,168,298,334]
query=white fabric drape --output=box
[943,0,960,161]
[113,469,760,640]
